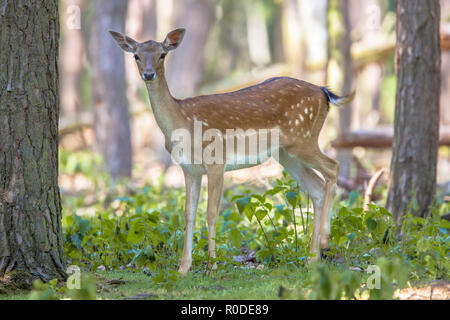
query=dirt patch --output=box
[396,281,450,300]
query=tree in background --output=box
[90,0,132,180]
[60,0,85,120]
[335,0,354,181]
[166,0,215,97]
[0,0,66,284]
[387,0,441,224]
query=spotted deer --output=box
[110,28,355,274]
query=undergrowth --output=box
[10,150,450,300]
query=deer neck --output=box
[145,69,183,139]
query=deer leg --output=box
[279,148,326,260]
[306,151,339,255]
[205,166,224,272]
[179,170,202,274]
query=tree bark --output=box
[90,0,132,180]
[0,0,66,283]
[387,0,441,224]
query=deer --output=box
[110,28,355,274]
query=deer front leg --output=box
[179,171,202,274]
[206,166,224,272]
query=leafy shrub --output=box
[59,159,448,299]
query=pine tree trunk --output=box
[91,0,132,179]
[336,0,354,181]
[387,0,441,224]
[0,0,66,284]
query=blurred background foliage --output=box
[58,0,450,196]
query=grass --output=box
[1,265,313,300]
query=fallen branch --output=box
[363,168,386,211]
[332,127,450,149]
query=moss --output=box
[0,270,34,292]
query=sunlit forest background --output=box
[59,0,450,206]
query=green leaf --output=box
[379,206,393,217]
[236,197,251,214]
[366,217,377,232]
[347,233,356,242]
[265,186,285,196]
[77,219,90,236]
[275,204,285,214]
[264,202,273,211]
[255,209,267,221]
[127,229,144,244]
[245,209,253,222]
[152,272,165,284]
[285,192,298,207]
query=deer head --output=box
[109,28,186,82]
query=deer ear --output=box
[162,28,186,51]
[109,30,138,53]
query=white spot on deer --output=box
[299,114,304,122]
[284,112,288,116]
[295,119,299,126]
[304,108,308,114]
[290,128,294,133]
[291,105,294,110]
[309,113,313,120]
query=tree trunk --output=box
[387,0,441,224]
[0,0,66,284]
[336,0,354,181]
[91,0,132,180]
[166,0,214,98]
[60,0,84,120]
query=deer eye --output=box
[159,53,167,60]
[134,54,140,61]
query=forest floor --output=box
[2,266,449,300]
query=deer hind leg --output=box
[205,165,224,272]
[179,170,202,274]
[302,148,339,255]
[283,146,339,256]
[279,148,326,260]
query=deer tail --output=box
[321,87,356,107]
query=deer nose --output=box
[143,71,155,81]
